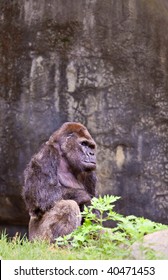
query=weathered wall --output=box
[0,0,168,233]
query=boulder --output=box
[131,229,168,259]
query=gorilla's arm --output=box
[23,144,62,216]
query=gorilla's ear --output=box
[47,135,61,152]
[47,134,57,145]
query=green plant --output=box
[56,195,168,255]
[56,196,118,247]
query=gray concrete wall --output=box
[0,0,168,233]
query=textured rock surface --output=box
[131,229,168,259]
[0,0,168,233]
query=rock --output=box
[131,229,168,259]
[0,0,168,235]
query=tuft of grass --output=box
[0,195,168,260]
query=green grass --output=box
[0,196,168,260]
[0,233,131,260]
[0,234,82,260]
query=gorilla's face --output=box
[57,123,97,172]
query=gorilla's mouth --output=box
[83,161,96,166]
[83,161,96,171]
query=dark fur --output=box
[23,122,97,241]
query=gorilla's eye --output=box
[81,141,88,146]
[80,141,95,149]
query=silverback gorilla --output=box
[23,122,97,242]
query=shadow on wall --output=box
[0,225,28,239]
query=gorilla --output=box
[22,122,97,242]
